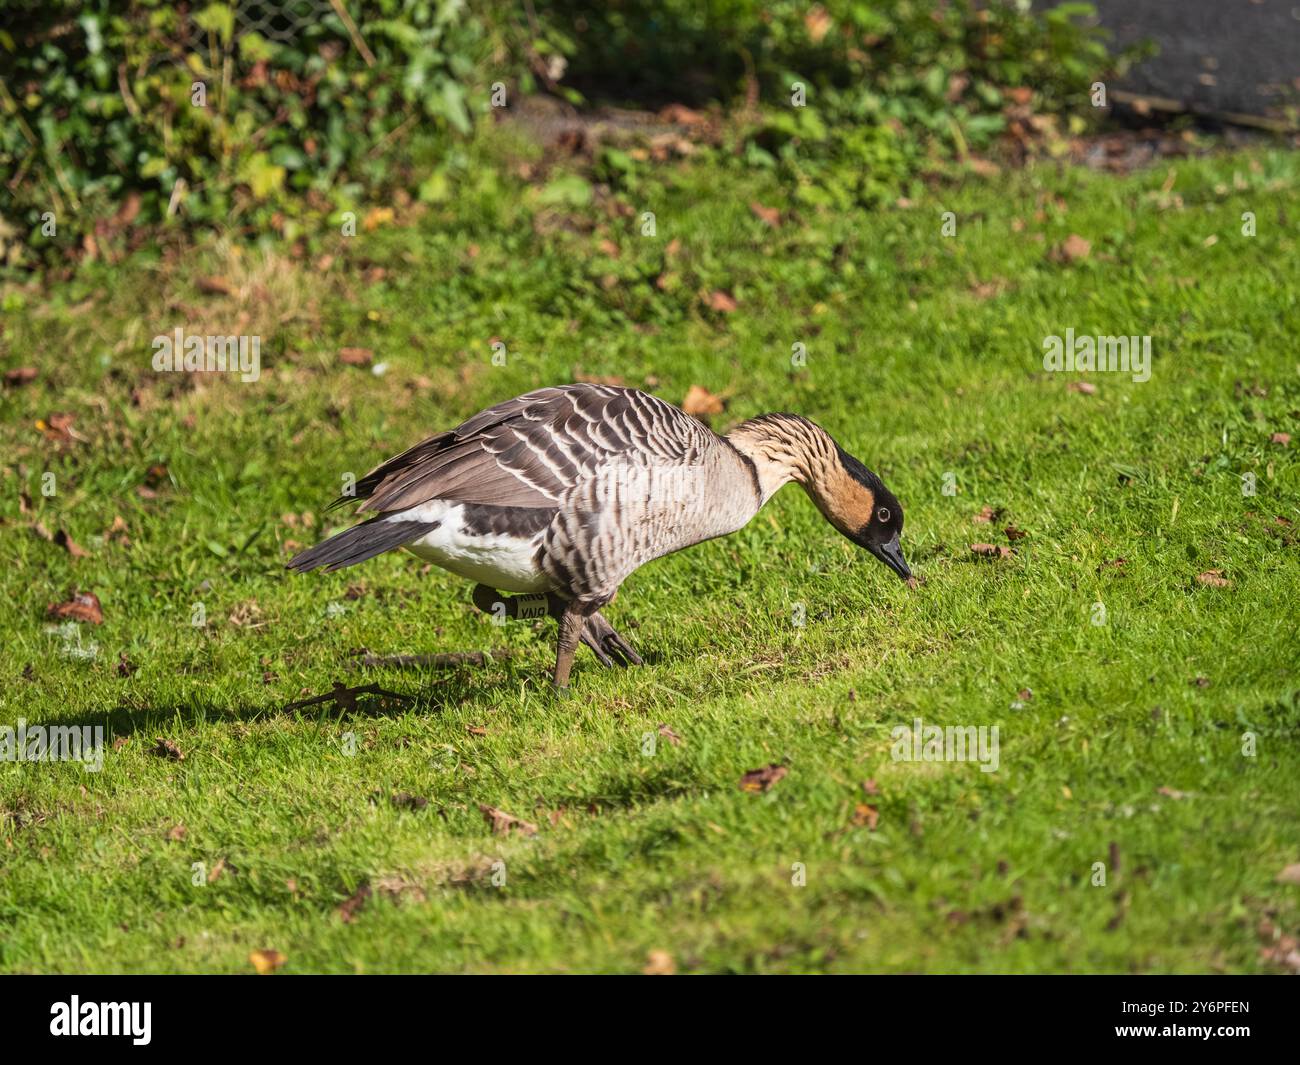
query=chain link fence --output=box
[234,0,337,44]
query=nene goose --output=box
[288,383,911,688]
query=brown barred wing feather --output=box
[336,385,713,515]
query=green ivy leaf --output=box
[194,3,235,46]
[537,174,592,208]
[241,152,286,199]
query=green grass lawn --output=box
[2,140,1298,973]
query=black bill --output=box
[868,534,912,581]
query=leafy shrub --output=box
[551,0,1113,115]
[0,1,1122,266]
[0,0,554,265]
[545,0,1122,206]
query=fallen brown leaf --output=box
[643,949,677,975]
[391,792,428,810]
[657,723,682,746]
[1156,785,1191,800]
[197,276,234,296]
[40,412,86,445]
[681,385,725,418]
[479,804,538,837]
[207,857,226,883]
[46,591,104,624]
[151,737,184,761]
[749,202,781,227]
[739,764,787,793]
[705,290,737,313]
[972,505,998,524]
[4,367,38,387]
[1068,380,1097,395]
[339,347,374,366]
[248,948,286,974]
[1271,432,1291,446]
[105,515,131,545]
[1050,234,1092,263]
[1276,863,1300,885]
[53,529,90,558]
[852,803,880,830]
[363,206,394,231]
[971,543,1012,559]
[165,824,187,842]
[1196,569,1231,588]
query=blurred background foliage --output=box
[0,0,1127,268]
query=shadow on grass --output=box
[65,672,498,739]
[61,651,661,739]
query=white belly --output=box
[382,502,551,593]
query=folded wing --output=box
[334,384,714,514]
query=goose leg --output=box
[580,609,643,667]
[471,585,641,670]
[545,593,641,668]
[553,601,588,690]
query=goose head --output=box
[826,450,911,581]
[726,413,912,582]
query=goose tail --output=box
[285,517,439,574]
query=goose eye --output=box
[877,507,891,523]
